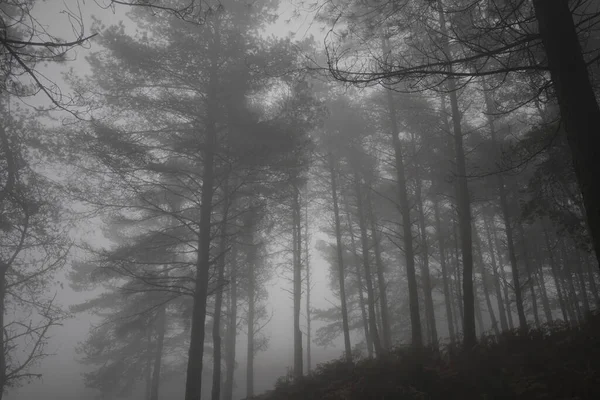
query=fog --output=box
[1,1,600,400]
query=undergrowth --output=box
[252,311,600,399]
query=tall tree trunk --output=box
[452,216,464,327]
[212,182,230,400]
[584,255,600,308]
[560,240,582,323]
[292,188,303,378]
[437,1,476,349]
[474,282,485,336]
[145,329,153,400]
[483,214,508,332]
[328,154,353,361]
[368,195,392,350]
[433,198,456,343]
[413,160,438,349]
[574,251,591,315]
[354,173,382,356]
[150,306,166,400]
[184,18,220,400]
[542,224,569,324]
[223,244,238,400]
[384,85,422,349]
[473,223,500,336]
[305,195,312,371]
[490,215,515,329]
[344,197,373,357]
[533,0,600,268]
[517,223,540,329]
[533,243,553,323]
[482,89,527,332]
[245,214,258,398]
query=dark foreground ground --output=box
[251,312,600,400]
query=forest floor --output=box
[251,311,600,400]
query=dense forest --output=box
[1,0,600,399]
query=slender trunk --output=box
[368,195,392,350]
[517,223,540,328]
[292,189,303,378]
[305,196,312,371]
[344,197,372,357]
[246,217,257,398]
[473,224,500,336]
[584,255,600,308]
[184,19,219,400]
[533,244,553,323]
[542,224,569,323]
[150,306,166,400]
[474,282,485,336]
[413,161,438,349]
[223,244,238,400]
[533,0,600,268]
[434,199,456,343]
[452,216,464,327]
[574,251,591,315]
[211,182,230,400]
[491,215,515,329]
[354,173,382,356]
[447,251,461,338]
[560,240,582,323]
[483,214,508,332]
[328,154,353,361]
[383,74,422,348]
[482,94,527,331]
[437,1,476,349]
[145,330,153,400]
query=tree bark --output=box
[483,214,508,332]
[517,222,540,329]
[184,18,220,400]
[384,84,422,349]
[292,188,303,378]
[433,199,456,343]
[368,194,392,350]
[223,244,238,400]
[533,0,600,268]
[328,153,353,361]
[574,251,591,315]
[354,173,382,356]
[542,224,569,324]
[245,214,257,398]
[437,0,476,349]
[473,223,500,336]
[150,306,166,400]
[344,196,373,357]
[211,182,230,400]
[413,156,438,349]
[305,196,312,371]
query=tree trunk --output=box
[223,244,238,400]
[452,216,464,328]
[383,75,422,348]
[542,224,569,324]
[305,196,312,371]
[533,243,553,323]
[212,183,230,400]
[413,159,438,349]
[328,153,353,361]
[433,198,456,343]
[292,188,303,378]
[184,17,220,400]
[437,1,476,349]
[473,223,500,336]
[584,254,600,308]
[533,0,600,268]
[344,196,373,357]
[483,214,508,332]
[490,214,515,330]
[368,194,392,350]
[145,329,153,400]
[574,251,591,315]
[517,222,540,329]
[150,306,166,400]
[354,173,382,356]
[560,240,582,324]
[246,214,257,398]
